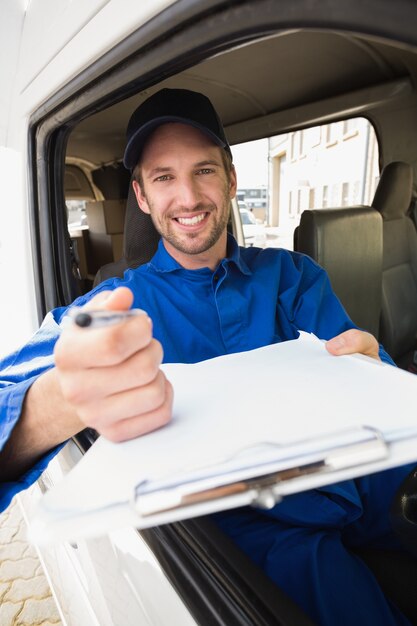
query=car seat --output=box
[93,180,160,286]
[294,206,383,338]
[372,161,417,370]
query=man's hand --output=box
[54,286,173,442]
[0,287,173,481]
[325,328,380,361]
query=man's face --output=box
[132,123,237,269]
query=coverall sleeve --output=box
[0,308,67,511]
[281,253,395,366]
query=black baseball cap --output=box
[123,88,232,170]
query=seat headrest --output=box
[372,161,413,220]
[123,181,160,265]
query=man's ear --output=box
[132,180,151,214]
[229,165,237,199]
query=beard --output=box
[146,195,231,256]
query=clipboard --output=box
[28,332,417,546]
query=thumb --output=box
[326,328,380,360]
[84,287,134,312]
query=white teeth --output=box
[176,213,206,226]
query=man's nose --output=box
[176,177,202,208]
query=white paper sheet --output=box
[29,332,417,545]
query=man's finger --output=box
[325,328,380,360]
[83,286,134,312]
[54,312,153,369]
[76,370,167,428]
[97,379,174,443]
[58,338,163,404]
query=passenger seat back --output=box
[295,207,383,338]
[372,161,417,368]
[93,181,160,285]
[85,199,126,277]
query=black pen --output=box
[64,308,146,329]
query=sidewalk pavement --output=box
[0,497,63,626]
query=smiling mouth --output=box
[174,212,208,226]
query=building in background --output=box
[268,118,379,243]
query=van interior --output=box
[61,27,417,373]
[32,4,417,624]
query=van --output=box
[2,1,417,624]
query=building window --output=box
[299,131,304,157]
[289,190,294,215]
[297,189,302,214]
[309,188,315,209]
[305,126,321,149]
[322,185,329,208]
[326,122,339,145]
[343,118,359,137]
[291,133,297,160]
[342,182,350,206]
[353,180,361,204]
[331,183,339,206]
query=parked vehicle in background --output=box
[239,206,267,246]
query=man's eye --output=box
[155,175,172,182]
[197,168,214,175]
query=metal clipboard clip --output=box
[131,427,388,518]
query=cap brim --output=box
[123,116,227,169]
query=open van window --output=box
[233,118,379,251]
[65,116,379,278]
